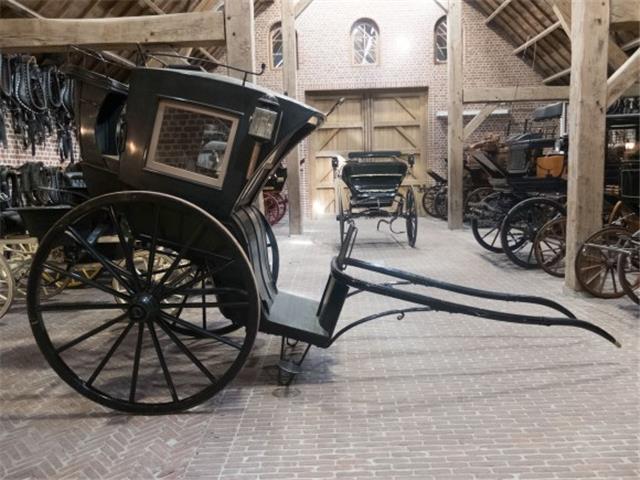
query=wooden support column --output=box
[564,0,610,292]
[447,0,464,229]
[224,0,256,81]
[463,104,500,141]
[282,0,303,234]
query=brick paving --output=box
[1,217,638,480]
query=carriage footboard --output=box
[329,257,620,348]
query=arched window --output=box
[351,19,379,65]
[270,22,284,69]
[434,16,447,63]
[269,22,299,69]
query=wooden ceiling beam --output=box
[513,21,561,54]
[464,86,570,103]
[485,0,513,24]
[294,0,314,18]
[0,10,226,53]
[622,37,640,51]
[542,67,570,84]
[2,0,136,68]
[607,48,640,107]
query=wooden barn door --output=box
[307,89,427,217]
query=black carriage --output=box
[467,102,570,268]
[333,151,418,246]
[23,65,620,414]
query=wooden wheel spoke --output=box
[56,314,127,353]
[156,319,217,383]
[66,226,135,293]
[147,320,179,402]
[108,206,142,291]
[153,224,206,294]
[43,262,129,300]
[159,312,242,350]
[129,321,145,403]
[146,206,161,287]
[610,268,618,292]
[160,301,247,309]
[39,302,128,312]
[481,226,498,240]
[87,321,135,386]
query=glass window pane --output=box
[147,102,237,188]
[435,18,447,62]
[352,20,378,65]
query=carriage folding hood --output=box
[71,66,325,217]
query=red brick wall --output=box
[0,117,73,167]
[253,0,549,216]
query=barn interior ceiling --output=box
[1,0,638,86]
[467,0,640,85]
[0,0,274,79]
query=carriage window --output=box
[146,100,238,189]
[434,16,447,63]
[352,19,379,65]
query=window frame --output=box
[145,99,239,189]
[351,18,380,67]
[434,16,447,64]
[269,22,284,70]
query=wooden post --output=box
[224,0,255,81]
[447,0,464,229]
[282,0,303,234]
[564,0,610,291]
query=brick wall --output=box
[253,0,548,217]
[0,116,73,167]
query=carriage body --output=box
[21,67,619,415]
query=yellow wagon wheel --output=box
[66,263,103,288]
[0,255,15,319]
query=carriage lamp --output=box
[249,96,280,142]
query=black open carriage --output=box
[23,65,619,414]
[333,151,418,246]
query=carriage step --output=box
[277,360,304,375]
[262,291,331,347]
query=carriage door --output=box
[307,89,428,217]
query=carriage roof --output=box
[68,65,325,218]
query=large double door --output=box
[306,89,428,216]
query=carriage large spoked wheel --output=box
[405,188,418,247]
[617,234,639,304]
[500,197,565,269]
[534,216,567,278]
[575,227,629,299]
[433,188,448,220]
[470,192,518,253]
[0,255,14,319]
[421,186,439,217]
[27,191,260,414]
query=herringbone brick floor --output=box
[1,217,638,480]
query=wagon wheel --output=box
[262,214,280,283]
[27,191,259,413]
[617,233,639,304]
[470,192,515,253]
[337,191,346,244]
[434,188,448,220]
[575,226,629,299]
[500,197,565,269]
[464,187,493,216]
[421,186,439,217]
[67,263,103,288]
[274,192,288,224]
[263,192,280,225]
[405,188,418,247]
[534,216,567,278]
[0,255,15,319]
[3,240,68,300]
